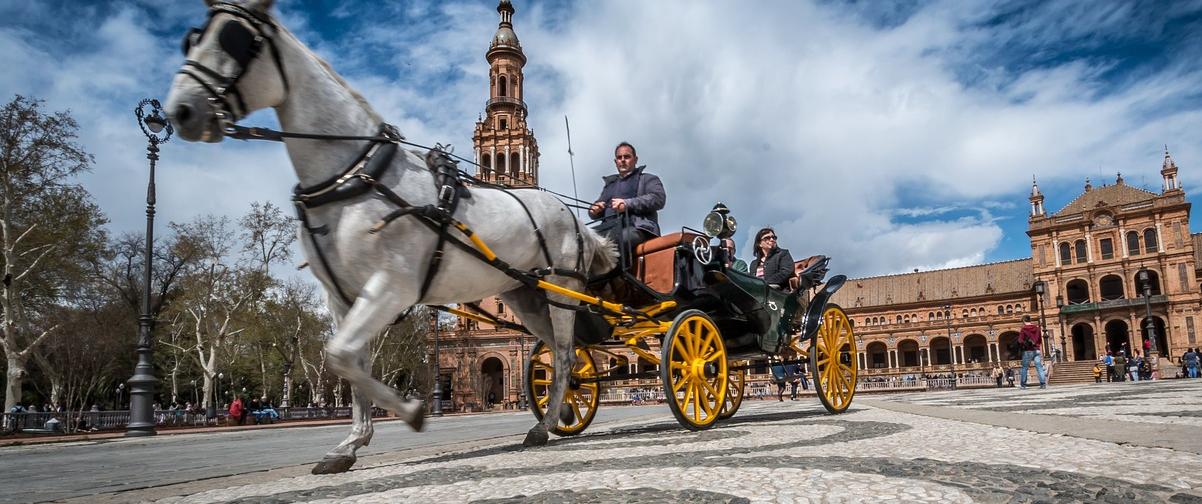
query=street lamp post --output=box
[518,332,528,410]
[190,380,197,405]
[942,305,956,389]
[116,383,125,410]
[1056,295,1068,361]
[431,320,443,417]
[126,99,171,437]
[1137,267,1160,378]
[1034,281,1052,361]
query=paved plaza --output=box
[16,379,1202,503]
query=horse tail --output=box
[583,227,618,275]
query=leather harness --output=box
[179,2,616,326]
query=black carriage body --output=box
[578,228,842,359]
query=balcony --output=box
[1059,294,1168,314]
[486,96,526,113]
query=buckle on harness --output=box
[439,184,455,205]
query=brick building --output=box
[431,3,1199,412]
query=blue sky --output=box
[2,0,1201,279]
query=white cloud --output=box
[2,0,1199,282]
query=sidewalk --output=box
[0,408,505,448]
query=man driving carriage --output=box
[588,142,666,253]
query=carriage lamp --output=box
[703,202,737,239]
[126,98,172,437]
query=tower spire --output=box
[1161,145,1180,192]
[1029,174,1045,218]
[473,1,539,188]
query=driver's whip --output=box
[565,115,580,218]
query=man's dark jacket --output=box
[750,246,795,290]
[595,166,666,236]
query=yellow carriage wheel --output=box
[661,310,728,430]
[717,365,745,420]
[525,341,600,436]
[811,304,858,414]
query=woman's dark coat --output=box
[750,246,795,290]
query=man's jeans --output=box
[1020,350,1046,388]
[1188,364,1198,378]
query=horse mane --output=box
[277,24,383,125]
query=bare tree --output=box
[0,95,105,413]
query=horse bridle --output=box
[178,2,289,135]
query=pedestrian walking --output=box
[1005,365,1015,387]
[1103,352,1114,382]
[1018,315,1047,389]
[1128,352,1141,382]
[771,361,788,401]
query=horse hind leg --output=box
[528,300,578,448]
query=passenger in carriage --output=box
[749,227,796,291]
[588,142,667,253]
[721,238,749,273]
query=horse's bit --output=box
[178,2,289,136]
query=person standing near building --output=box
[1112,352,1127,382]
[1018,315,1047,389]
[993,365,1004,387]
[1103,352,1114,382]
[588,142,666,254]
[1092,362,1103,383]
[1185,348,1199,378]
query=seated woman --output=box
[749,227,795,291]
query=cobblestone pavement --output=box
[122,380,1202,503]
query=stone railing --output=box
[1,406,387,436]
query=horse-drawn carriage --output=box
[453,204,859,435]
[165,0,857,471]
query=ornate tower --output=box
[473,0,540,188]
[1162,147,1181,193]
[1029,175,1045,219]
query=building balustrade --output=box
[486,96,527,112]
[1060,294,1168,314]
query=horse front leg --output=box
[313,273,425,474]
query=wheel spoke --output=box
[673,337,690,361]
[691,383,702,423]
[700,377,720,403]
[569,399,583,424]
[536,395,549,408]
[533,378,551,386]
[673,373,689,393]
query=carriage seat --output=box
[633,232,703,294]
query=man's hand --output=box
[588,201,606,218]
[610,198,627,213]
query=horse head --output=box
[165,0,288,143]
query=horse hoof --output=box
[405,402,426,432]
[522,426,549,448]
[311,455,356,475]
[558,404,575,426]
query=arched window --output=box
[496,153,507,178]
[1059,242,1071,264]
[1074,240,1087,263]
[498,75,508,97]
[997,306,1005,315]
[480,154,492,174]
[1006,305,1014,314]
[1015,304,1023,313]
[896,315,902,324]
[936,311,943,320]
[928,312,934,320]
[970,308,977,317]
[1066,279,1090,304]
[864,318,870,326]
[1099,274,1125,300]
[510,153,521,177]
[1126,231,1140,256]
[1144,228,1158,253]
[903,315,910,323]
[961,309,969,318]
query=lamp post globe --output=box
[126,99,171,437]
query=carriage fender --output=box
[799,275,847,340]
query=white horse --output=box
[165,0,615,474]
